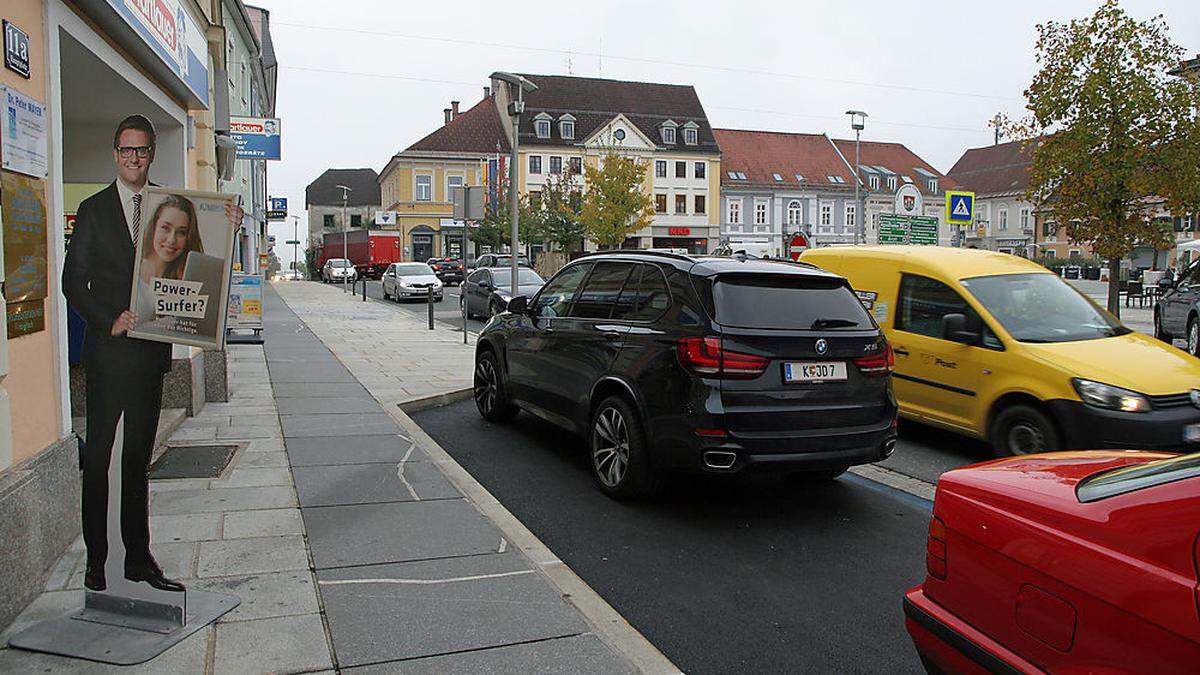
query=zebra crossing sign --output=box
[945,191,975,225]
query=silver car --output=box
[382,262,444,301]
[322,258,357,283]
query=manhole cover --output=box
[150,445,237,479]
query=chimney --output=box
[483,86,491,97]
[451,101,460,118]
[443,108,452,125]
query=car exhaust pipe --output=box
[881,439,897,459]
[703,451,738,470]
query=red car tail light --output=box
[694,428,728,438]
[677,337,769,380]
[853,343,894,377]
[927,516,947,580]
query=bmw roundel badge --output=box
[815,339,828,356]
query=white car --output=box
[382,262,443,301]
[322,258,357,283]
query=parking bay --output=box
[411,399,937,674]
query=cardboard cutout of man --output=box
[62,115,241,593]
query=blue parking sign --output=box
[267,197,287,221]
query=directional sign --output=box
[879,214,939,246]
[946,191,975,225]
[267,197,287,221]
[908,216,939,245]
[879,215,908,244]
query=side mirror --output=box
[478,280,492,290]
[507,295,529,315]
[941,313,979,344]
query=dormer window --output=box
[558,114,575,140]
[928,179,938,194]
[869,175,880,190]
[682,121,699,146]
[660,120,678,145]
[534,113,552,139]
[887,176,897,191]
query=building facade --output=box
[948,140,1038,255]
[491,73,722,253]
[305,168,381,251]
[0,0,261,628]
[378,94,509,260]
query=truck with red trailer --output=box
[317,231,402,279]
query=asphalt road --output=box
[411,400,934,674]
[348,279,489,334]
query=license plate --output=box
[1185,423,1200,443]
[784,361,847,383]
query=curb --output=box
[384,395,682,675]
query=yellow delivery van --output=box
[800,246,1200,455]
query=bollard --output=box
[362,277,367,302]
[427,286,435,330]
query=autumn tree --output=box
[1011,0,1200,316]
[472,180,536,254]
[527,169,586,251]
[580,153,656,249]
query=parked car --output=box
[471,253,530,269]
[427,257,466,285]
[321,258,357,284]
[461,266,545,319]
[1155,259,1200,355]
[381,262,443,302]
[904,449,1200,674]
[801,246,1200,456]
[472,251,898,499]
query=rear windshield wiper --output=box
[810,318,859,330]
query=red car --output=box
[905,450,1200,674]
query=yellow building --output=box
[378,97,508,260]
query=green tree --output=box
[304,247,319,280]
[580,153,655,249]
[528,169,585,251]
[472,179,537,254]
[1011,0,1200,316]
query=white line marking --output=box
[395,440,420,501]
[318,570,534,587]
[498,537,507,554]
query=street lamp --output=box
[336,184,352,292]
[845,110,868,245]
[491,71,539,297]
[288,215,301,279]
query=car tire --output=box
[382,284,390,300]
[990,404,1061,457]
[473,350,518,423]
[589,396,660,500]
[1188,316,1200,357]
[1154,308,1172,342]
[788,466,848,482]
[461,296,474,319]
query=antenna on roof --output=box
[989,113,1005,145]
[567,52,573,75]
[598,37,603,77]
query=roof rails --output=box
[586,248,696,262]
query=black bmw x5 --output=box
[473,251,898,499]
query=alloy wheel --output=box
[1006,421,1044,455]
[474,358,498,414]
[592,407,630,487]
[1190,321,1199,355]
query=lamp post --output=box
[336,184,352,292]
[845,110,868,245]
[491,71,539,297]
[288,215,300,279]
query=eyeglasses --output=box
[116,146,152,159]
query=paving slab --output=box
[0,619,210,673]
[222,508,304,539]
[279,412,399,438]
[209,467,293,489]
[236,451,290,468]
[275,397,384,415]
[150,485,296,515]
[213,613,332,675]
[192,570,319,622]
[343,634,638,675]
[292,461,458,507]
[271,382,371,399]
[285,434,414,466]
[196,535,309,577]
[216,425,281,440]
[303,500,502,569]
[316,552,586,667]
[268,366,358,384]
[150,513,222,543]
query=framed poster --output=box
[227,273,263,330]
[127,187,237,349]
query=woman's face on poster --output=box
[152,206,191,263]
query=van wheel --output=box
[473,350,517,423]
[590,396,659,500]
[1154,309,1171,342]
[990,405,1060,457]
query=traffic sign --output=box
[879,215,908,244]
[908,216,938,245]
[787,232,809,260]
[945,191,975,225]
[879,214,939,246]
[267,197,287,221]
[284,239,300,245]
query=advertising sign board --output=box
[230,117,281,160]
[266,196,287,221]
[227,273,263,330]
[104,0,209,106]
[2,87,48,177]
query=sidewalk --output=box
[1,280,671,673]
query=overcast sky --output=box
[255,0,1200,264]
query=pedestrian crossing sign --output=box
[945,191,975,225]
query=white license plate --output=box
[784,361,847,383]
[1185,423,1200,443]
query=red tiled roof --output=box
[831,139,956,196]
[405,95,510,154]
[946,139,1034,196]
[713,129,852,187]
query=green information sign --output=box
[879,214,939,246]
[908,216,939,245]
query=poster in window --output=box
[127,187,237,350]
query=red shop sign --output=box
[668,227,691,236]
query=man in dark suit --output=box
[62,115,181,593]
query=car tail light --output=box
[677,337,769,380]
[694,428,728,438]
[854,343,894,377]
[927,516,947,580]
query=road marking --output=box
[395,440,420,501]
[849,464,936,502]
[318,570,534,586]
[498,537,508,553]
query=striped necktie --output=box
[132,193,142,244]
